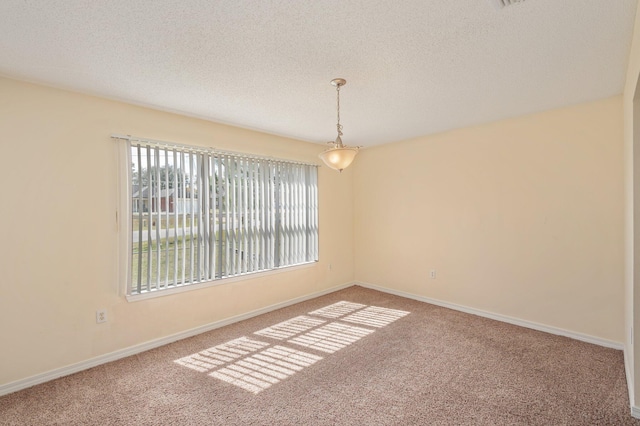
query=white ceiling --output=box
[0,0,637,147]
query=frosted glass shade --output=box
[319,146,359,172]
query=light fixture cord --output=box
[336,85,343,138]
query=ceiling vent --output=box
[490,0,525,9]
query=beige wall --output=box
[0,77,354,386]
[0,74,629,392]
[354,97,624,343]
[624,0,640,408]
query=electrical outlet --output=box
[429,269,437,279]
[96,309,107,324]
[328,263,332,271]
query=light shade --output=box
[319,146,359,172]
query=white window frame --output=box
[113,135,319,301]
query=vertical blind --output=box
[125,137,318,296]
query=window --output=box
[122,136,318,296]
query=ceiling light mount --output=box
[319,78,360,172]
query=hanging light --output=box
[319,78,360,172]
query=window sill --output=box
[125,261,317,302]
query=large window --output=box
[123,137,318,296]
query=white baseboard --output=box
[1,280,629,400]
[0,282,354,397]
[358,282,638,419]
[355,281,624,350]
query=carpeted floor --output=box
[0,285,637,425]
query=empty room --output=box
[2,0,640,424]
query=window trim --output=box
[125,261,316,302]
[113,134,319,301]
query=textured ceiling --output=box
[0,0,637,147]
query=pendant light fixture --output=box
[319,78,360,172]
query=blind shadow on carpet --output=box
[1,286,637,425]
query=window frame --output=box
[113,135,319,301]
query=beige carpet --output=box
[0,285,637,425]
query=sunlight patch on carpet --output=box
[341,306,410,328]
[209,346,322,394]
[288,322,374,353]
[308,301,366,318]
[254,315,326,340]
[173,300,410,394]
[174,337,270,373]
